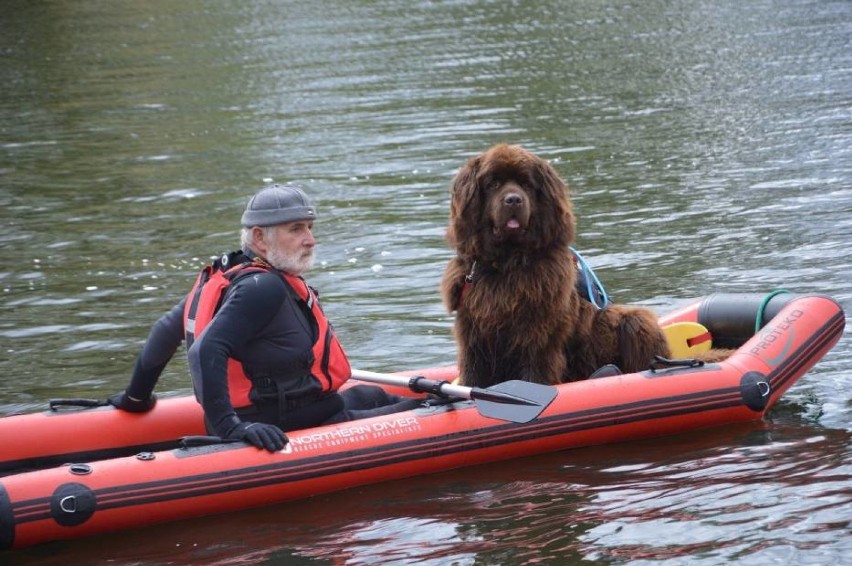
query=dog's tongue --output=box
[507,218,520,229]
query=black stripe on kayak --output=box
[767,310,844,394]
[8,383,746,525]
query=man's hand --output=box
[227,421,288,452]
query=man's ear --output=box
[251,226,269,255]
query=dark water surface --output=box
[1,1,850,564]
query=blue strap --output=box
[570,247,610,310]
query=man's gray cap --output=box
[240,184,317,227]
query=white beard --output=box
[266,244,314,276]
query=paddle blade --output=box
[663,322,712,357]
[473,380,558,423]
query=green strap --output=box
[755,289,792,333]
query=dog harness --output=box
[453,248,610,311]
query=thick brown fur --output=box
[441,143,672,387]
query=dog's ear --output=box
[446,155,482,251]
[533,159,576,247]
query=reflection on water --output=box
[1,0,850,564]
[581,429,852,563]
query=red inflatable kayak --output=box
[0,293,843,550]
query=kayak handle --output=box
[179,435,243,448]
[49,398,109,411]
[649,356,705,372]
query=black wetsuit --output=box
[125,255,420,437]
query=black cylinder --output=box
[697,293,799,348]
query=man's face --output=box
[260,220,316,275]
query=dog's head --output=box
[447,144,575,259]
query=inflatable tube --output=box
[0,397,205,475]
[0,367,451,475]
[0,293,843,549]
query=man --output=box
[110,184,420,451]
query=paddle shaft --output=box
[351,369,540,406]
[351,368,470,397]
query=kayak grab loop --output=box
[59,496,77,513]
[179,436,244,449]
[50,483,96,527]
[649,356,705,372]
[740,371,771,412]
[48,398,108,411]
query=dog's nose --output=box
[504,193,523,206]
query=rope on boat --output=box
[755,289,793,333]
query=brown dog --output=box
[441,144,671,387]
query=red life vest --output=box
[183,254,351,409]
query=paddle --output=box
[350,369,558,424]
[176,371,556,448]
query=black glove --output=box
[227,421,288,452]
[108,391,157,413]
